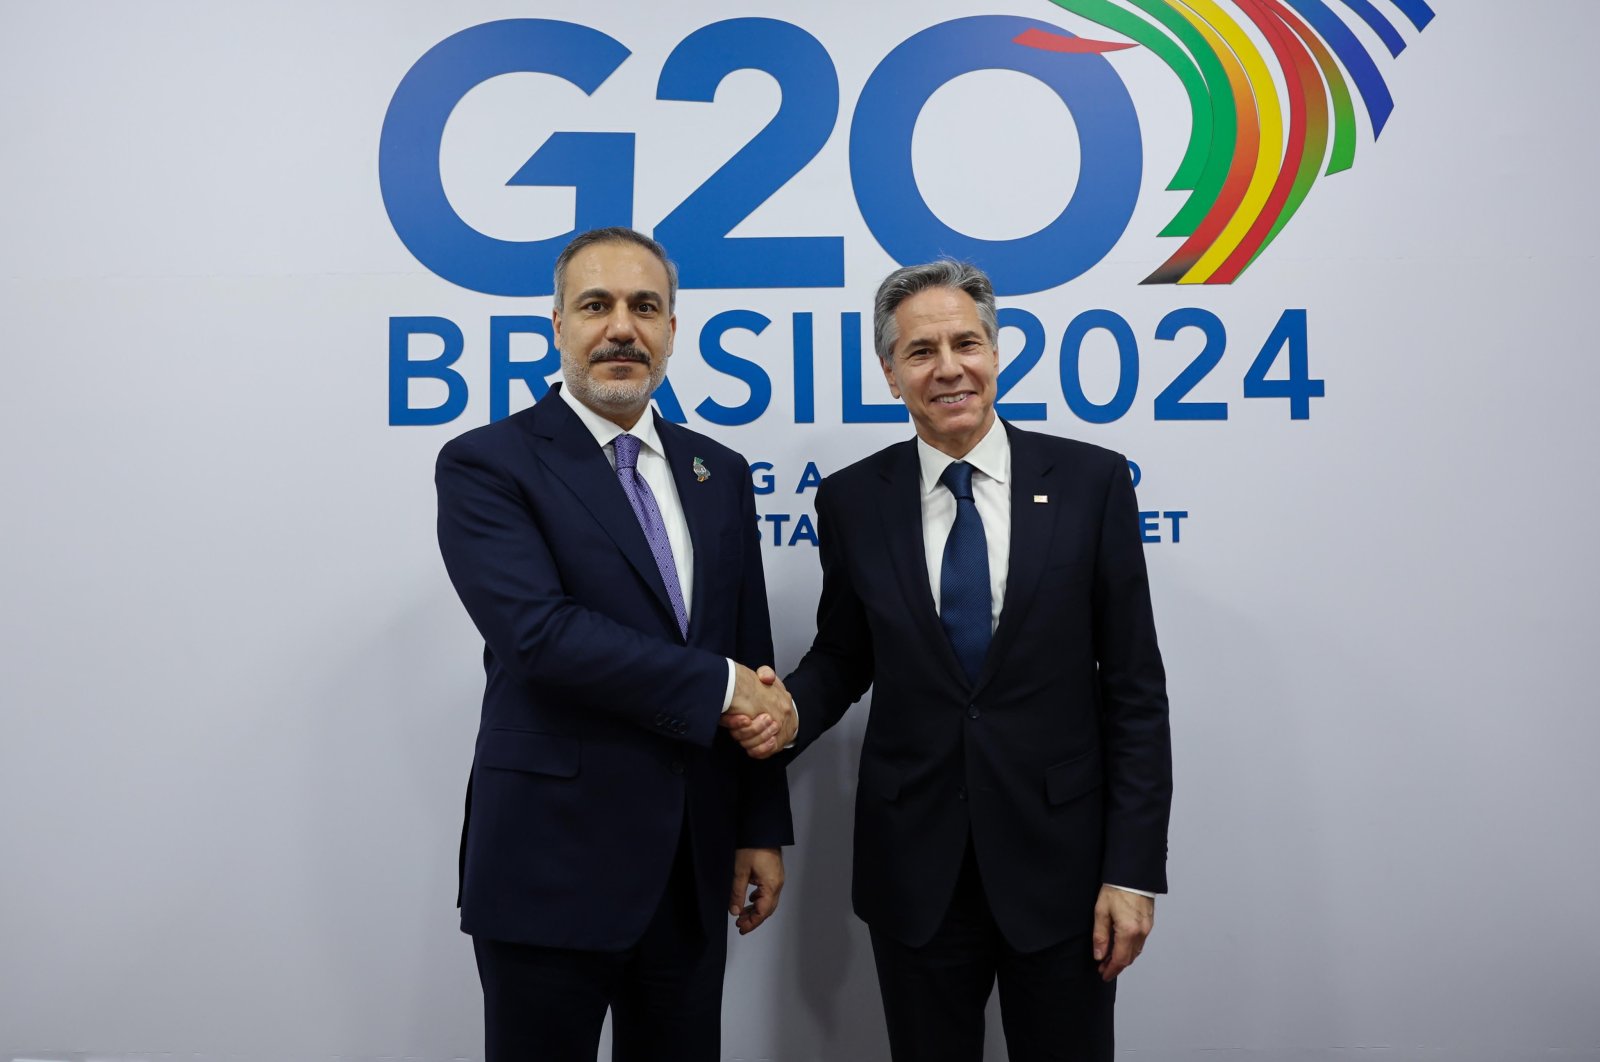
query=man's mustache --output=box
[588,346,650,366]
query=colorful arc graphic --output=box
[1020,0,1432,283]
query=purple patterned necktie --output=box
[613,432,689,637]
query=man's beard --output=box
[561,344,667,418]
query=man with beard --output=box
[435,227,796,1060]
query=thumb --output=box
[730,862,751,917]
[1092,900,1112,961]
[757,665,778,686]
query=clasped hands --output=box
[720,664,794,759]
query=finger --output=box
[1103,925,1137,981]
[732,710,768,735]
[757,665,778,686]
[755,878,781,917]
[738,884,776,934]
[1091,902,1111,962]
[744,721,780,754]
[741,715,778,745]
[737,889,764,933]
[729,863,751,918]
[725,714,774,744]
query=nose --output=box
[932,344,963,379]
[605,304,637,342]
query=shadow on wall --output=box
[757,710,891,1061]
[303,585,485,1056]
[746,700,1016,1062]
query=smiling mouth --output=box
[934,392,975,405]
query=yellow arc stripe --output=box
[1159,3,1249,282]
[1177,0,1284,283]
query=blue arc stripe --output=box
[1338,0,1407,56]
[1283,0,1396,136]
[1384,0,1436,32]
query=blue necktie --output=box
[939,461,990,685]
[613,433,689,638]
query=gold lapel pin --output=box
[1033,494,1048,503]
[693,457,710,482]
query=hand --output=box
[1092,885,1154,981]
[721,665,796,759]
[729,846,785,934]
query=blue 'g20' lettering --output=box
[378,17,1143,296]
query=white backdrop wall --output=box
[2,1,1597,1060]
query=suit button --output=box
[670,760,685,775]
[957,787,967,802]
[967,705,979,719]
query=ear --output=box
[881,356,902,399]
[551,307,563,349]
[666,313,677,358]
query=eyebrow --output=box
[903,329,983,350]
[571,287,666,306]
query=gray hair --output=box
[552,227,679,312]
[872,259,999,366]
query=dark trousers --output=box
[473,830,725,1062]
[869,841,1115,1062]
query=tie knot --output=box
[614,432,641,471]
[940,460,975,501]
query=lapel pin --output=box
[692,456,710,482]
[1033,494,1049,503]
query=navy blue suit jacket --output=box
[436,386,792,950]
[784,422,1171,952]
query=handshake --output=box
[720,663,795,760]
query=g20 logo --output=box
[379,15,1140,298]
[380,4,1431,296]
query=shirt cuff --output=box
[1105,884,1157,899]
[720,659,737,713]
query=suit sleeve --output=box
[436,435,729,746]
[1092,455,1174,892]
[783,479,877,756]
[729,476,794,848]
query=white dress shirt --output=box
[916,418,1010,633]
[558,389,694,612]
[555,389,738,710]
[915,417,1153,900]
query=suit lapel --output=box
[877,441,969,689]
[977,423,1059,691]
[656,414,715,641]
[524,388,678,634]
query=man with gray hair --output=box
[727,259,1172,1061]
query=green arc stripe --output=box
[1125,0,1240,236]
[1047,0,1239,239]
[1277,5,1357,174]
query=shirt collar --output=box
[553,385,665,459]
[915,416,1010,496]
